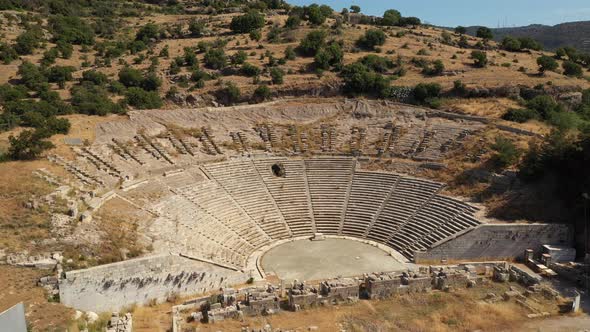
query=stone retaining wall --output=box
[414,224,572,263]
[59,254,247,312]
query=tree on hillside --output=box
[298,30,327,56]
[356,29,386,50]
[381,9,401,26]
[476,27,493,41]
[203,48,227,69]
[537,55,558,74]
[8,129,55,160]
[188,19,205,37]
[230,11,265,34]
[454,26,466,35]
[563,61,583,77]
[471,50,488,68]
[501,36,522,52]
[350,5,360,13]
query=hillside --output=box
[462,21,590,51]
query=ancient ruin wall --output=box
[59,255,248,312]
[414,224,572,263]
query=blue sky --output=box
[288,0,590,27]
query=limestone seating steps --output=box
[202,128,222,155]
[204,161,292,240]
[111,139,145,165]
[48,155,104,187]
[253,158,315,237]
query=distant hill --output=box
[461,21,590,51]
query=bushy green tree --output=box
[314,42,343,69]
[501,36,522,52]
[471,50,488,68]
[18,62,47,91]
[298,30,327,56]
[14,28,44,55]
[188,19,205,37]
[204,48,227,69]
[454,26,466,34]
[349,5,361,13]
[270,67,285,84]
[218,82,241,105]
[0,43,18,64]
[476,27,493,40]
[71,84,124,115]
[412,83,441,103]
[285,15,301,29]
[230,11,265,33]
[563,61,583,77]
[7,129,55,160]
[359,55,394,73]
[135,23,160,43]
[537,55,558,74]
[240,62,261,77]
[356,29,386,50]
[490,137,521,169]
[341,62,390,97]
[381,9,401,26]
[253,84,271,102]
[118,67,144,87]
[46,66,76,88]
[502,108,539,123]
[231,50,248,65]
[49,15,95,45]
[125,87,163,109]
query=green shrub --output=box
[270,67,285,84]
[356,29,387,50]
[298,30,327,56]
[231,50,248,65]
[380,9,401,26]
[563,61,583,77]
[537,55,558,73]
[501,36,521,52]
[490,137,521,169]
[188,19,205,37]
[46,66,76,88]
[118,67,144,88]
[14,28,44,55]
[7,129,55,160]
[341,62,390,97]
[219,82,240,105]
[253,84,271,102]
[0,43,18,64]
[471,50,488,68]
[125,87,163,109]
[422,60,445,76]
[502,108,539,123]
[204,48,227,69]
[141,73,161,91]
[314,42,343,69]
[48,15,95,45]
[412,83,441,103]
[81,70,109,86]
[284,46,296,60]
[476,27,493,40]
[230,11,265,34]
[135,23,160,43]
[240,62,261,77]
[526,95,561,119]
[358,55,394,73]
[285,15,301,29]
[18,62,47,91]
[71,84,124,115]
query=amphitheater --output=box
[45,99,572,312]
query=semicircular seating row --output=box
[149,157,481,269]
